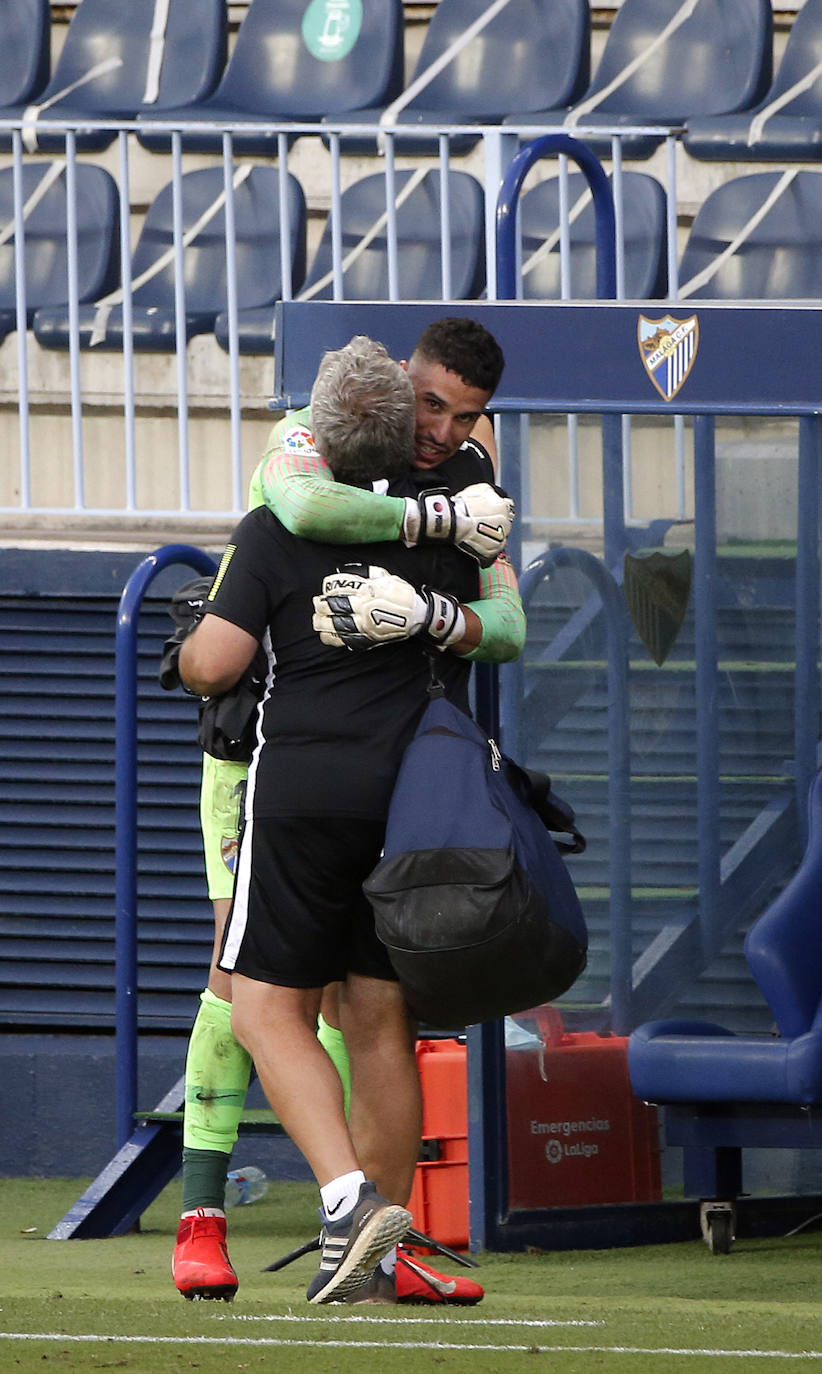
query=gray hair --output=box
[310,335,415,483]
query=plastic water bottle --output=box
[224,1165,268,1208]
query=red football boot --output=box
[395,1246,484,1305]
[172,1209,238,1301]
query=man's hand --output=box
[402,483,515,566]
[312,564,466,651]
[158,575,213,690]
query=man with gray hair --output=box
[178,335,523,1304]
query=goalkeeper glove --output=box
[312,563,467,652]
[158,575,213,690]
[401,483,514,567]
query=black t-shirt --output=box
[205,443,492,818]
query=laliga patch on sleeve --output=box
[282,424,318,454]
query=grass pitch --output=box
[2,1178,822,1372]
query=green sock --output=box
[182,989,252,1210]
[182,1147,234,1213]
[317,1013,352,1119]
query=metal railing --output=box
[0,115,685,529]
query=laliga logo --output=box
[545,1140,563,1165]
[638,313,699,402]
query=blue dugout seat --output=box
[518,171,668,299]
[509,0,772,160]
[0,161,120,343]
[0,0,227,154]
[676,171,822,300]
[33,166,306,353]
[326,0,590,156]
[685,0,822,161]
[136,0,404,155]
[628,768,822,1238]
[214,167,485,355]
[0,0,49,113]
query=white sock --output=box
[380,1247,397,1276]
[320,1169,366,1221]
[181,1207,224,1219]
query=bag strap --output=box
[425,651,446,700]
[518,763,587,855]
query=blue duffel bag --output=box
[363,684,588,1028]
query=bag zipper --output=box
[489,738,502,772]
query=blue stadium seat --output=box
[0,0,227,153]
[685,0,822,162]
[507,0,772,160]
[518,171,668,299]
[0,0,49,112]
[628,766,822,1109]
[0,161,120,343]
[136,0,404,155]
[213,168,485,355]
[675,171,822,300]
[33,166,306,353]
[325,0,590,156]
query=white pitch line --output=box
[227,1313,603,1328]
[2,1334,822,1358]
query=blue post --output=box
[692,417,721,962]
[495,134,619,751]
[794,415,822,847]
[115,544,216,1151]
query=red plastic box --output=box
[407,1038,469,1249]
[505,1009,662,1209]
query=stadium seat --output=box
[517,171,668,300]
[0,161,120,343]
[628,765,822,1109]
[675,171,822,300]
[506,0,772,160]
[0,0,227,154]
[628,765,822,1239]
[0,0,50,113]
[33,165,306,353]
[136,0,404,155]
[213,167,485,355]
[685,0,822,161]
[324,0,590,156]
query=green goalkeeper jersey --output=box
[246,407,525,664]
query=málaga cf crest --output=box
[638,314,699,402]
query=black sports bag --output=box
[363,687,588,1028]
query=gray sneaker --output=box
[306,1182,411,1305]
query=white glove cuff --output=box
[442,605,467,648]
[401,496,421,547]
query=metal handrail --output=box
[114,543,216,1149]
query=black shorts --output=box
[218,814,396,987]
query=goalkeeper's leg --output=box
[173,760,250,1301]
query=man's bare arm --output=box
[179,615,259,698]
